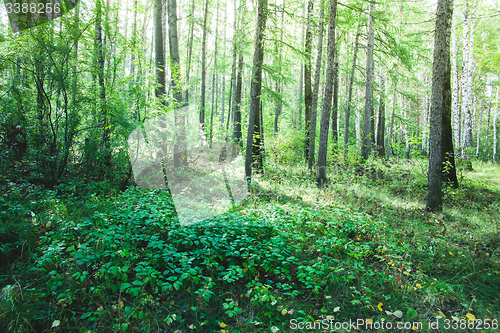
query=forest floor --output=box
[1,158,499,332]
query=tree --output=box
[344,28,360,158]
[461,0,475,169]
[154,0,166,103]
[494,87,499,162]
[451,8,460,152]
[210,0,220,147]
[376,67,386,158]
[245,0,268,183]
[167,0,186,167]
[316,0,337,187]
[331,43,339,152]
[427,0,454,212]
[307,4,325,170]
[184,0,195,104]
[304,0,314,159]
[361,2,376,161]
[200,0,210,130]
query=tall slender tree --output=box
[344,28,360,157]
[304,0,314,159]
[307,5,325,170]
[316,0,337,187]
[361,2,376,161]
[376,67,386,158]
[245,0,268,182]
[427,0,454,212]
[200,0,210,130]
[154,0,166,103]
[167,0,186,167]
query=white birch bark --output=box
[451,6,460,150]
[476,98,482,159]
[494,88,498,162]
[462,1,475,166]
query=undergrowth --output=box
[1,158,499,332]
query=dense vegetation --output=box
[2,151,500,331]
[1,0,499,331]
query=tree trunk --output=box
[245,0,268,182]
[221,0,228,127]
[476,98,483,159]
[422,74,431,155]
[130,0,137,79]
[316,0,337,187]
[200,0,209,130]
[274,0,285,134]
[304,0,314,159]
[344,28,360,157]
[331,44,339,153]
[167,0,186,167]
[210,0,220,147]
[441,53,458,188]
[451,7,460,151]
[232,53,243,145]
[387,77,397,158]
[427,0,453,212]
[402,96,410,159]
[361,2,376,160]
[494,88,498,162]
[154,0,166,102]
[461,0,474,169]
[376,67,386,158]
[307,5,324,170]
[184,0,195,103]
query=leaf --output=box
[220,322,227,328]
[281,309,288,315]
[80,312,92,319]
[51,320,61,328]
[271,327,279,333]
[120,282,131,292]
[416,283,422,289]
[377,302,384,311]
[393,310,403,318]
[334,306,340,312]
[466,313,476,321]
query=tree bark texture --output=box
[154,0,166,102]
[361,2,376,160]
[245,0,268,182]
[344,29,360,157]
[307,5,324,170]
[376,68,386,158]
[427,0,453,212]
[304,0,314,159]
[316,0,337,187]
[200,0,209,130]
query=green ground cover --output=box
[1,159,499,332]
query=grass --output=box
[1,157,499,332]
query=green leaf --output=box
[120,283,131,292]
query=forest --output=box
[0,0,499,331]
